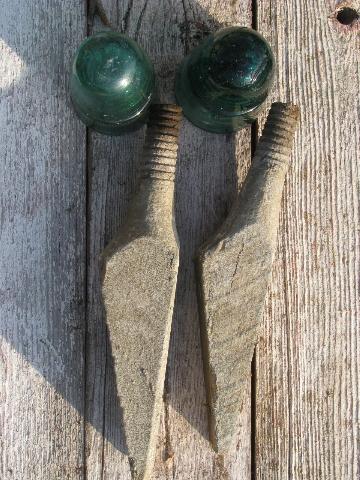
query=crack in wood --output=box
[180,0,190,53]
[135,1,149,40]
[122,0,134,33]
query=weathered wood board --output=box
[1,0,359,479]
[0,1,86,479]
[255,1,360,479]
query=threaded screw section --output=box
[142,104,183,182]
[255,103,300,168]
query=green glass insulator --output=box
[70,31,155,135]
[175,27,275,133]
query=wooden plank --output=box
[255,0,360,478]
[85,1,253,478]
[0,1,86,479]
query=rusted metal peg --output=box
[102,105,182,480]
[196,102,300,454]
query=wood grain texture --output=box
[85,1,253,479]
[3,1,359,479]
[255,0,360,479]
[0,1,86,479]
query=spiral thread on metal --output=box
[255,102,300,168]
[142,104,183,182]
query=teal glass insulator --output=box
[70,31,155,135]
[175,27,275,133]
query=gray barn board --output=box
[0,1,359,479]
[255,1,360,479]
[0,1,86,479]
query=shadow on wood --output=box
[0,0,250,469]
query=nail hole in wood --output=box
[336,7,359,25]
